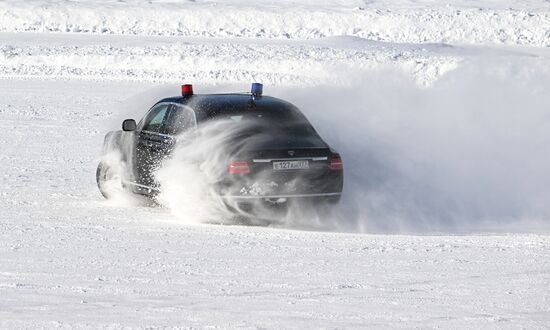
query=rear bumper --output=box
[220,192,341,215]
[219,192,341,200]
[217,168,344,199]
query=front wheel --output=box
[96,162,124,199]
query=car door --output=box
[135,103,174,188]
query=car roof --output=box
[155,94,301,119]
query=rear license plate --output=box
[273,160,309,170]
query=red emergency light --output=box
[181,84,194,96]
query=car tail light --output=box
[329,155,343,171]
[229,161,250,174]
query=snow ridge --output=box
[1,0,549,47]
[0,34,460,86]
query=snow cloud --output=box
[111,53,550,234]
[283,55,550,233]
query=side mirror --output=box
[122,119,136,132]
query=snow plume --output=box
[153,120,236,224]
[98,129,148,207]
[153,116,335,226]
[112,55,550,233]
[281,56,550,233]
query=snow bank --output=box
[0,33,460,86]
[1,0,549,46]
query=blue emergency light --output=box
[251,83,263,96]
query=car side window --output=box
[142,104,170,134]
[165,106,196,136]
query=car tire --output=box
[96,162,122,199]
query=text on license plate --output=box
[273,160,309,170]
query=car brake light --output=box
[329,155,343,171]
[229,161,250,174]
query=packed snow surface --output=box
[1,0,550,328]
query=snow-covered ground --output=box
[1,0,549,46]
[1,0,550,328]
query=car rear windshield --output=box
[203,104,318,136]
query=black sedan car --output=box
[97,84,343,212]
